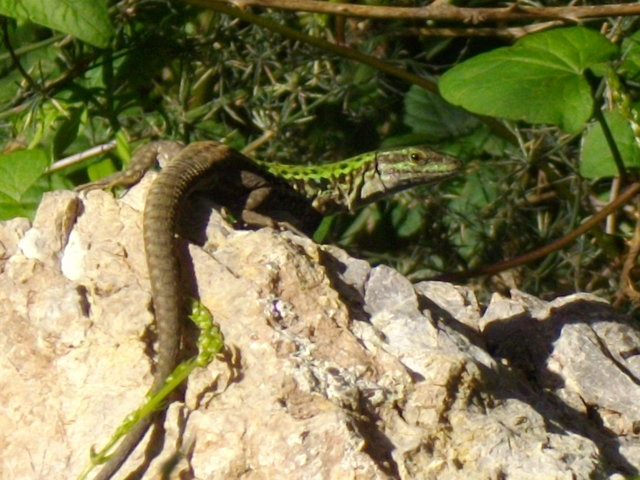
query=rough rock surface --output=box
[1,174,640,480]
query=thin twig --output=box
[407,21,566,40]
[46,141,117,173]
[242,130,275,154]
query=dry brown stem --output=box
[408,21,565,39]
[615,197,640,306]
[193,0,640,24]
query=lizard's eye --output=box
[410,153,420,161]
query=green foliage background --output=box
[1,0,640,310]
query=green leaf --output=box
[0,149,48,201]
[0,191,34,220]
[312,215,334,243]
[448,166,506,261]
[392,204,423,238]
[580,110,640,178]
[620,31,640,81]
[439,27,618,133]
[115,131,132,165]
[0,0,113,48]
[52,107,83,158]
[87,158,118,182]
[403,86,479,141]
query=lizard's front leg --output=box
[75,140,185,192]
[240,181,311,236]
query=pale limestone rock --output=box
[0,176,639,480]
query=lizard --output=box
[76,139,461,480]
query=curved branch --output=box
[434,182,640,282]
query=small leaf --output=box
[392,204,423,238]
[52,107,83,158]
[0,0,113,48]
[620,31,640,81]
[115,131,132,165]
[440,27,618,133]
[0,149,48,201]
[87,158,118,182]
[312,215,334,243]
[403,86,479,141]
[448,167,504,260]
[0,191,34,220]
[580,110,640,178]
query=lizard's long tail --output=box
[92,141,237,480]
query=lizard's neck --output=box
[256,153,374,215]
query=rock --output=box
[0,175,639,480]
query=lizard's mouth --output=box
[382,165,460,193]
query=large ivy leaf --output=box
[580,110,640,178]
[0,0,113,48]
[439,27,618,133]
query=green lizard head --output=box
[374,145,461,191]
[262,144,461,215]
[354,145,461,209]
